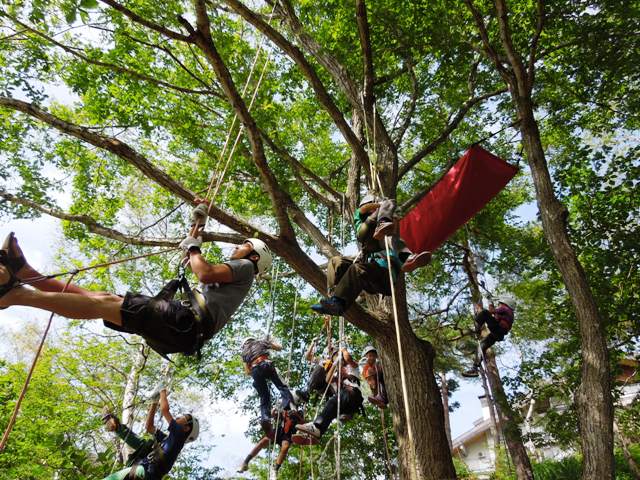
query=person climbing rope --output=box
[462,298,515,378]
[361,345,388,409]
[293,348,363,442]
[355,193,431,273]
[241,336,295,438]
[101,389,199,480]
[0,201,272,357]
[294,337,338,403]
[310,194,430,316]
[237,406,309,476]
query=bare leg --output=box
[275,440,290,467]
[249,436,271,458]
[0,286,123,326]
[9,235,101,296]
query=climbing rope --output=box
[0,272,77,451]
[383,235,419,478]
[335,316,345,480]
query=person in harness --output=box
[293,348,364,442]
[462,298,515,378]
[310,194,430,316]
[241,336,295,438]
[294,337,338,403]
[102,389,199,480]
[0,200,272,357]
[237,407,308,476]
[361,345,388,409]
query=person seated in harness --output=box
[241,336,295,438]
[310,194,430,316]
[0,199,272,358]
[237,407,309,476]
[101,389,199,480]
[361,345,388,409]
[294,337,338,403]
[462,298,515,378]
[293,348,363,441]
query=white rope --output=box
[383,235,419,478]
[335,317,345,480]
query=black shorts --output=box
[104,292,198,355]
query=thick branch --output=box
[191,2,296,241]
[0,96,263,239]
[399,88,507,179]
[393,60,418,146]
[494,0,528,92]
[527,0,545,91]
[223,0,370,168]
[356,0,374,120]
[98,0,193,42]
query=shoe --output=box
[237,462,249,473]
[101,408,120,431]
[1,233,26,273]
[269,465,278,480]
[401,251,432,273]
[291,432,319,445]
[461,367,479,378]
[310,296,345,316]
[294,389,309,404]
[368,395,388,409]
[373,221,395,240]
[338,413,353,422]
[295,422,322,439]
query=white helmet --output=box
[246,238,273,275]
[497,296,516,310]
[361,345,377,358]
[186,415,199,443]
[240,336,255,349]
[359,193,378,207]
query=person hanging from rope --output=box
[0,201,272,358]
[294,336,338,403]
[355,193,431,273]
[101,388,199,480]
[241,336,296,438]
[293,347,364,442]
[361,345,388,409]
[237,406,307,475]
[462,298,515,378]
[310,194,430,316]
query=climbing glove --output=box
[191,203,209,225]
[179,235,203,253]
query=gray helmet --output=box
[358,193,378,207]
[361,345,377,358]
[497,296,516,310]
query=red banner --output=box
[399,145,518,253]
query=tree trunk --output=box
[462,240,534,479]
[440,372,453,451]
[515,95,614,480]
[484,353,535,480]
[614,419,640,480]
[375,285,457,480]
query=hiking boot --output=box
[237,461,249,473]
[294,389,309,404]
[373,221,395,240]
[1,233,26,274]
[338,413,353,422]
[295,422,322,439]
[401,251,432,273]
[101,408,120,432]
[368,395,388,409]
[310,296,346,316]
[461,367,480,378]
[291,432,320,445]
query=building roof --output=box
[452,418,493,451]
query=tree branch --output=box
[356,0,374,122]
[0,96,265,240]
[1,14,215,97]
[98,0,193,42]
[527,0,545,92]
[0,189,244,246]
[222,0,370,168]
[392,59,418,146]
[399,87,507,179]
[494,0,528,91]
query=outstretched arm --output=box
[145,401,159,434]
[159,389,174,425]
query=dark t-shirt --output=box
[141,419,188,478]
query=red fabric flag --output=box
[399,145,518,253]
